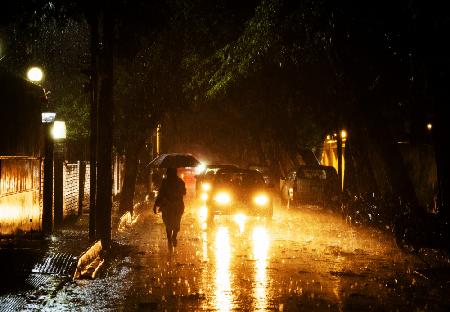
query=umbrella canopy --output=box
[148,153,200,168]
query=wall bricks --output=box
[63,164,79,217]
[62,162,91,219]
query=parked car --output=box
[206,168,273,219]
[280,165,339,208]
[195,164,238,200]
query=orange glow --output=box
[234,213,247,233]
[253,194,269,206]
[214,192,231,205]
[201,183,211,191]
[198,205,208,224]
[215,227,232,311]
[0,194,41,235]
[252,227,269,309]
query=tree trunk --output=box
[119,138,143,214]
[87,8,99,242]
[96,5,114,249]
[337,133,343,192]
[362,95,419,210]
[432,79,450,218]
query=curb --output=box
[73,240,104,280]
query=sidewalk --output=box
[0,197,158,311]
[0,212,93,311]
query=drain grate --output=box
[0,295,26,312]
[32,253,78,276]
[26,274,53,288]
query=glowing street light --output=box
[52,121,67,140]
[27,66,44,82]
[52,120,66,228]
[427,123,433,131]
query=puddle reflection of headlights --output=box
[202,183,211,191]
[214,192,231,205]
[254,194,269,206]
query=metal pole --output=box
[337,132,343,192]
[53,142,64,228]
[156,124,161,156]
[78,161,86,216]
[42,122,54,235]
[88,9,99,242]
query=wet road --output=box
[44,198,450,311]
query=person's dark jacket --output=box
[154,175,186,215]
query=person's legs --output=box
[166,227,172,246]
[171,214,182,247]
[171,229,178,247]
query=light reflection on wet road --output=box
[116,198,450,311]
[43,197,450,311]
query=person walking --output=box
[153,167,186,248]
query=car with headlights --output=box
[280,165,339,208]
[195,164,238,201]
[206,168,273,219]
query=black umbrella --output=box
[148,153,200,168]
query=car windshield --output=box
[215,171,265,188]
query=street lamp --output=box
[52,121,67,140]
[27,66,44,83]
[42,112,55,235]
[29,66,55,235]
[52,121,66,228]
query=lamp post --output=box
[42,113,55,235]
[52,121,66,228]
[28,66,54,235]
[337,129,347,192]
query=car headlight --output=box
[214,192,231,205]
[195,163,206,175]
[202,182,211,191]
[201,193,209,201]
[254,194,269,206]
